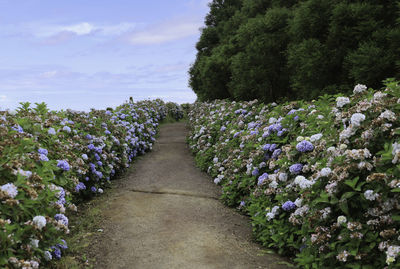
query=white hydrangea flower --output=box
[379,110,396,122]
[29,238,39,248]
[278,172,288,182]
[353,84,367,94]
[32,216,46,230]
[320,167,332,177]
[44,250,52,261]
[386,245,400,265]
[350,113,366,127]
[294,198,303,207]
[364,190,379,201]
[0,183,18,198]
[48,127,56,135]
[294,176,315,189]
[310,133,323,142]
[296,136,304,142]
[337,215,347,225]
[336,97,350,108]
[266,206,280,221]
[392,142,400,164]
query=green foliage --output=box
[189,0,400,102]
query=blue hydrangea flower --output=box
[39,154,49,162]
[12,125,24,133]
[105,130,111,135]
[88,144,95,150]
[57,160,70,171]
[62,126,71,133]
[282,200,296,211]
[75,182,86,192]
[269,144,277,152]
[289,163,303,175]
[94,153,101,161]
[263,144,271,151]
[296,140,314,152]
[252,168,259,176]
[51,246,62,259]
[57,239,68,250]
[220,126,226,132]
[91,186,97,192]
[54,214,68,226]
[38,148,48,155]
[271,149,282,159]
[257,173,269,186]
[85,134,92,140]
[97,161,102,166]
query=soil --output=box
[87,122,292,269]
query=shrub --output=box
[188,79,400,268]
[0,98,179,268]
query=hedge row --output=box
[0,99,182,268]
[188,79,400,268]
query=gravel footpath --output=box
[89,122,291,269]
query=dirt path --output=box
[89,122,291,269]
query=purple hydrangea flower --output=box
[54,214,68,226]
[289,163,303,175]
[96,171,103,179]
[252,168,259,176]
[57,239,68,250]
[271,149,282,159]
[91,186,97,192]
[39,154,49,162]
[38,148,48,155]
[88,144,95,150]
[282,200,296,211]
[220,126,226,132]
[257,173,269,186]
[75,182,86,192]
[263,144,271,151]
[97,161,102,166]
[294,115,299,121]
[269,144,277,152]
[105,130,111,135]
[57,160,70,171]
[296,140,314,152]
[51,246,62,259]
[94,153,101,161]
[12,125,24,133]
[85,134,92,140]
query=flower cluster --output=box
[0,99,183,267]
[187,79,400,268]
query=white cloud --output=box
[23,22,137,39]
[127,20,202,45]
[40,70,58,78]
[61,22,95,36]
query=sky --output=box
[0,0,210,111]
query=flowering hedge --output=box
[188,79,400,268]
[0,99,180,268]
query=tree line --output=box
[189,0,400,102]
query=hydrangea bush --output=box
[188,79,400,268]
[0,99,180,268]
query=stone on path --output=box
[90,122,291,269]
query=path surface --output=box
[90,122,290,269]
